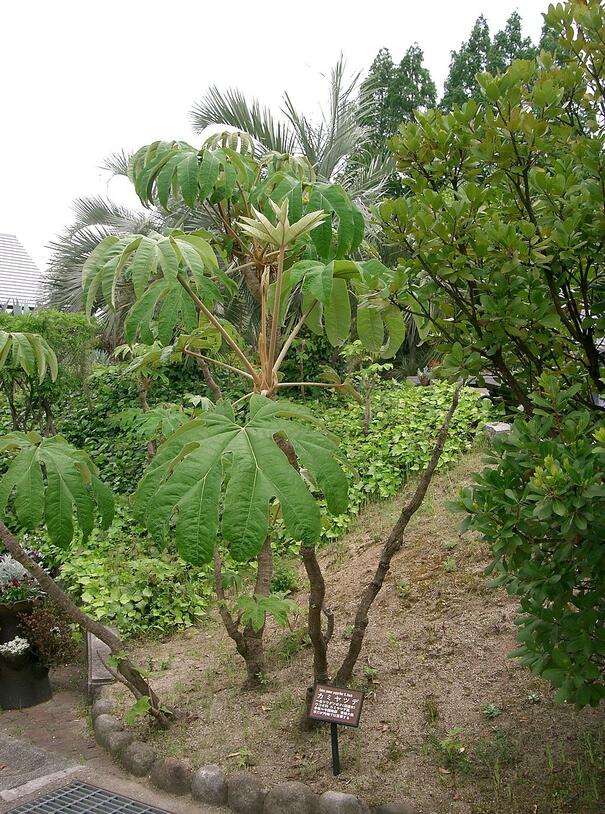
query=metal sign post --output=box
[308,684,365,776]
[330,722,341,776]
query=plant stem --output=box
[268,245,286,371]
[272,301,318,376]
[182,348,254,381]
[176,272,258,379]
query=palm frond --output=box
[100,150,132,177]
[190,86,297,155]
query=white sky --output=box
[1,0,547,271]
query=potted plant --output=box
[0,635,31,670]
[0,553,52,709]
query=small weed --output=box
[228,749,253,769]
[363,664,378,687]
[255,672,269,689]
[443,557,457,573]
[386,632,402,670]
[423,694,440,723]
[472,728,518,773]
[277,629,310,664]
[271,561,298,595]
[482,703,503,719]
[386,735,402,762]
[526,691,541,704]
[436,727,468,772]
[395,578,411,602]
[343,623,354,640]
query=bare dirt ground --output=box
[108,450,605,814]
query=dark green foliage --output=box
[456,378,605,708]
[383,0,605,707]
[383,47,605,413]
[441,13,537,110]
[359,46,437,149]
[0,311,97,433]
[291,381,491,543]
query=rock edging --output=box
[90,692,416,814]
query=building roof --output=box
[0,233,42,307]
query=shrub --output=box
[457,378,605,707]
[18,601,80,669]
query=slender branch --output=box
[176,272,258,378]
[213,546,247,657]
[334,385,462,686]
[182,348,254,381]
[194,355,223,401]
[276,381,345,390]
[272,301,318,376]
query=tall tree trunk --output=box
[333,386,461,686]
[0,521,171,728]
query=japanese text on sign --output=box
[309,684,364,727]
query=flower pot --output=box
[0,650,30,670]
[0,657,51,709]
[0,603,51,709]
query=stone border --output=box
[90,693,416,814]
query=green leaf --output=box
[198,150,220,200]
[381,305,406,358]
[301,262,334,305]
[177,152,201,208]
[130,237,158,299]
[0,434,114,548]
[357,304,384,352]
[134,396,347,564]
[126,695,151,726]
[324,278,351,346]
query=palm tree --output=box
[190,57,393,206]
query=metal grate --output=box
[7,782,171,813]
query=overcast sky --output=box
[1,0,548,271]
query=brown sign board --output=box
[309,684,365,728]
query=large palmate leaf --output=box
[82,230,224,343]
[129,141,255,209]
[133,396,348,566]
[272,259,406,356]
[0,331,58,383]
[0,433,114,547]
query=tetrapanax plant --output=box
[82,139,406,686]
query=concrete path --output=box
[0,666,226,813]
